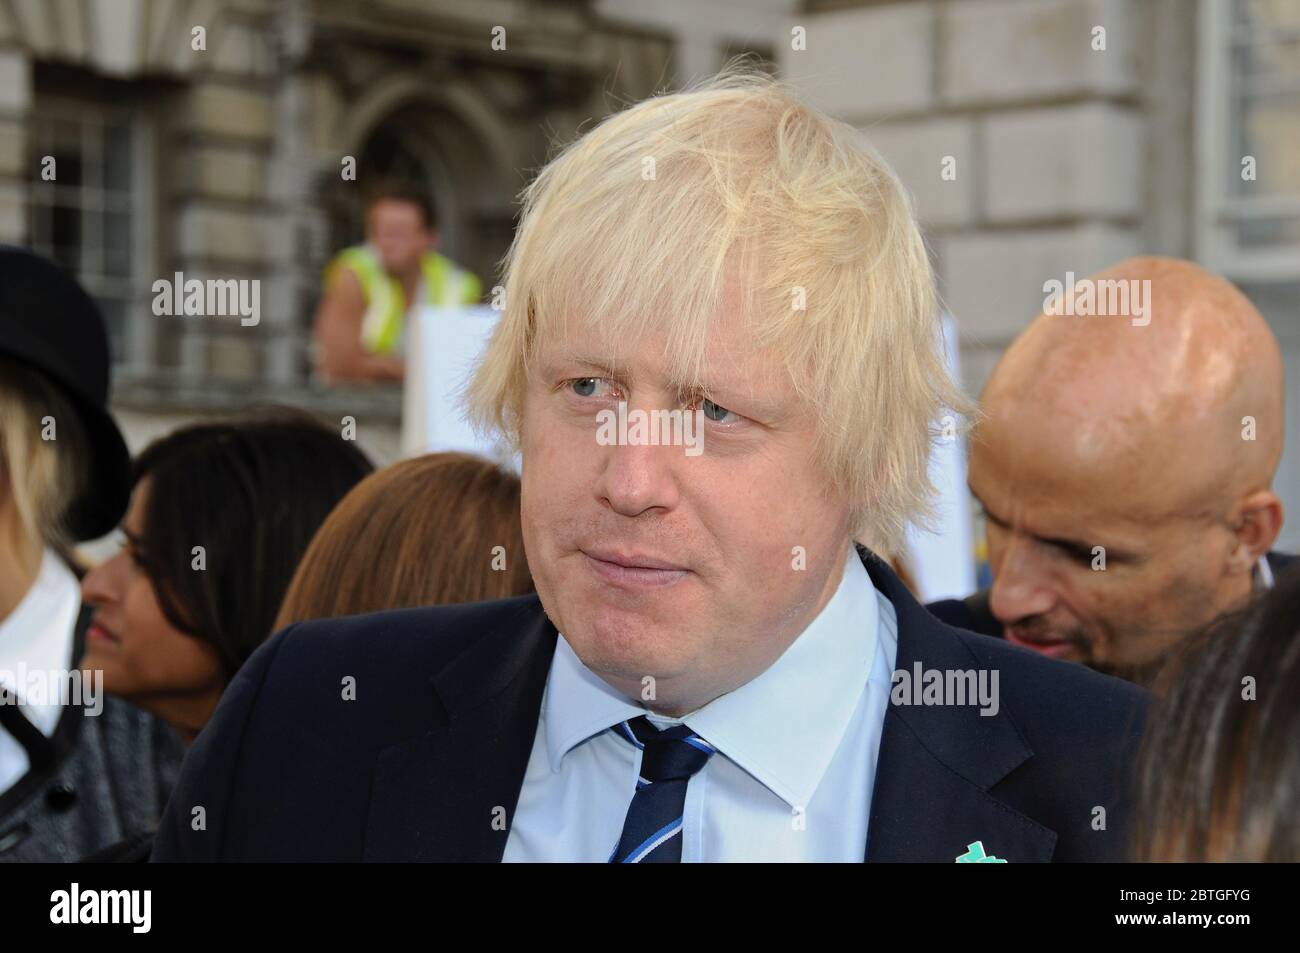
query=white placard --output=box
[903,315,976,602]
[401,305,517,470]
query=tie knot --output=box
[614,715,715,784]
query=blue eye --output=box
[701,399,735,423]
[571,378,599,397]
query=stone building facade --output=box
[0,0,675,463]
[780,0,1300,551]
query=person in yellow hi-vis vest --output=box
[313,181,481,382]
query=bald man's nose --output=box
[596,436,682,518]
[988,541,1059,625]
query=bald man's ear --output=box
[1227,490,1285,573]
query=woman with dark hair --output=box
[275,452,532,627]
[1134,566,1300,861]
[80,410,373,745]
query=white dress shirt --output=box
[503,546,898,862]
[0,547,80,795]
[1256,553,1275,590]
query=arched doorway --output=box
[331,109,458,251]
[324,89,515,297]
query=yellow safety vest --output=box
[327,245,483,356]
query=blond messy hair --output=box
[465,68,971,555]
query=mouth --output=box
[580,548,691,590]
[1004,627,1079,659]
[86,620,122,645]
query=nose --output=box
[595,424,682,519]
[80,551,125,609]
[987,536,1058,626]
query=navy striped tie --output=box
[608,715,716,863]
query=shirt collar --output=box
[543,545,879,809]
[1256,553,1275,591]
[0,548,80,734]
[543,636,646,773]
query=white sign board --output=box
[903,315,976,602]
[401,305,517,469]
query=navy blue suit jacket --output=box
[151,548,1148,862]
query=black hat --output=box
[0,245,131,541]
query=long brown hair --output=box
[274,452,532,627]
[1134,566,1300,861]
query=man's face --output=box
[518,304,853,715]
[968,417,1239,681]
[367,199,433,275]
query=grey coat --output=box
[0,606,185,862]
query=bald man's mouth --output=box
[1005,626,1083,661]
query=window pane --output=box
[49,119,81,156]
[1230,0,1300,201]
[28,103,145,368]
[1235,0,1300,30]
[1237,216,1300,247]
[45,148,83,190]
[100,297,127,364]
[50,198,81,241]
[104,121,132,194]
[1234,36,1300,91]
[104,210,131,276]
[29,202,52,246]
[1232,97,1300,197]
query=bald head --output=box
[983,256,1284,514]
[969,256,1287,681]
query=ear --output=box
[1227,489,1284,574]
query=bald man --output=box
[929,256,1291,684]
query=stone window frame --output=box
[26,95,157,371]
[1195,0,1300,282]
[1197,0,1300,552]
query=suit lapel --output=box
[362,554,1060,862]
[860,548,1058,862]
[363,599,558,861]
